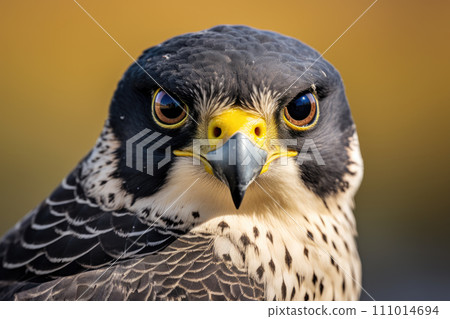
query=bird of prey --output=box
[0,25,363,301]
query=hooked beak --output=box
[205,132,267,209]
[174,108,297,209]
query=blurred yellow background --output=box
[0,0,449,300]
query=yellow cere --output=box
[174,107,298,176]
[207,108,267,149]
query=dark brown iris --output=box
[284,93,317,127]
[153,90,187,125]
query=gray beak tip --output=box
[230,186,247,209]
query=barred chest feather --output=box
[194,204,361,301]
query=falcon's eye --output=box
[152,89,188,128]
[283,93,319,130]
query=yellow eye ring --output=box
[151,88,189,129]
[283,92,319,131]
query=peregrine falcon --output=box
[0,25,363,301]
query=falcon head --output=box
[0,25,364,301]
[103,25,362,221]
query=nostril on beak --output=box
[254,126,261,137]
[213,126,222,138]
